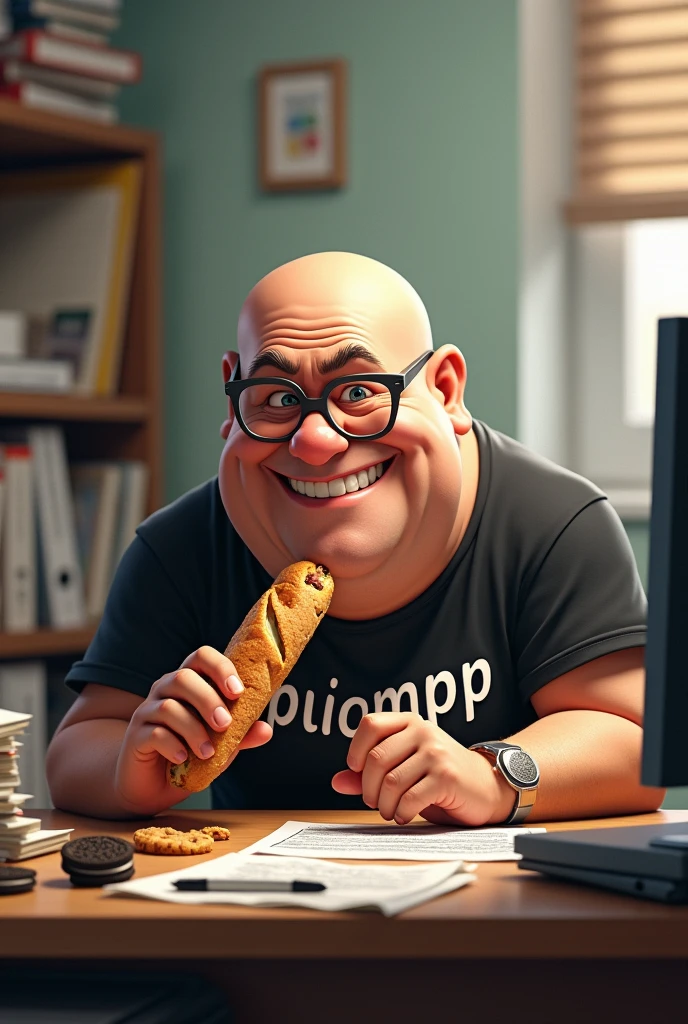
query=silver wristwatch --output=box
[469,741,540,825]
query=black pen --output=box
[173,878,326,892]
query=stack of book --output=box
[0,706,72,859]
[0,424,149,633]
[0,0,140,123]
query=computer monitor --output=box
[641,316,688,787]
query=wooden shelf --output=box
[0,624,98,659]
[0,393,150,422]
[0,98,156,169]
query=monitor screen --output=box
[641,317,688,786]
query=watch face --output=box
[501,748,539,787]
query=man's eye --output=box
[267,390,300,408]
[341,384,372,403]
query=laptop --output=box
[514,820,688,903]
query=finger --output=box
[393,774,441,826]
[377,751,427,821]
[178,646,245,699]
[141,694,220,761]
[419,805,461,825]
[346,712,414,773]
[131,722,190,767]
[360,727,419,810]
[238,721,273,749]
[155,667,235,736]
[331,769,363,795]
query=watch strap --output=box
[469,742,539,825]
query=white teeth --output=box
[328,477,347,497]
[288,461,387,498]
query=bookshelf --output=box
[0,99,163,660]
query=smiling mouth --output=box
[274,457,395,500]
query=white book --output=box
[2,442,36,632]
[0,58,121,99]
[111,460,148,570]
[0,814,41,833]
[0,311,27,358]
[0,662,49,809]
[0,358,74,391]
[0,827,73,860]
[7,82,118,125]
[71,461,122,617]
[29,425,86,628]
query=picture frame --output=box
[258,59,347,191]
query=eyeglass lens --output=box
[238,379,394,439]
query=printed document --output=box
[239,820,547,861]
[103,853,475,916]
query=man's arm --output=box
[494,646,666,822]
[46,683,146,819]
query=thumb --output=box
[238,721,273,749]
[331,769,363,795]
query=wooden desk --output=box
[2,807,688,1023]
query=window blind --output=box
[565,0,688,222]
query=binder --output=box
[71,461,122,618]
[2,442,36,633]
[29,425,86,629]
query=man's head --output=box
[219,251,474,619]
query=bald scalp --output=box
[237,252,433,367]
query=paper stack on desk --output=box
[0,708,72,860]
[103,852,476,916]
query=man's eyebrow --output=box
[247,342,385,378]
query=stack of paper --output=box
[0,707,72,860]
[104,853,476,917]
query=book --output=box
[0,78,117,121]
[0,161,142,396]
[29,425,86,629]
[0,29,140,82]
[11,17,109,46]
[9,0,119,32]
[71,461,122,617]
[0,310,26,358]
[0,356,74,390]
[0,707,31,740]
[0,662,49,808]
[111,460,148,570]
[2,443,36,632]
[0,57,121,97]
[0,826,73,859]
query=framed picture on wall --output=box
[258,59,347,191]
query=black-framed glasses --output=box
[224,350,433,443]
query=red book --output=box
[0,30,141,84]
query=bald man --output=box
[47,253,665,823]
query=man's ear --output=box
[427,344,472,437]
[220,351,238,440]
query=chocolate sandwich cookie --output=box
[61,835,135,887]
[0,866,36,894]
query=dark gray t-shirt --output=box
[65,419,647,809]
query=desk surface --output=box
[3,807,688,960]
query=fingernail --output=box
[212,707,231,729]
[200,741,214,758]
[174,750,187,763]
[225,674,243,695]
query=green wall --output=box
[115,0,518,502]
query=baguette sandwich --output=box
[167,560,334,793]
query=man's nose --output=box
[288,411,349,464]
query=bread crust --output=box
[167,560,333,793]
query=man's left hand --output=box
[331,712,516,826]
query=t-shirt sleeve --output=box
[64,533,203,699]
[513,496,647,702]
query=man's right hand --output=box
[114,646,272,814]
